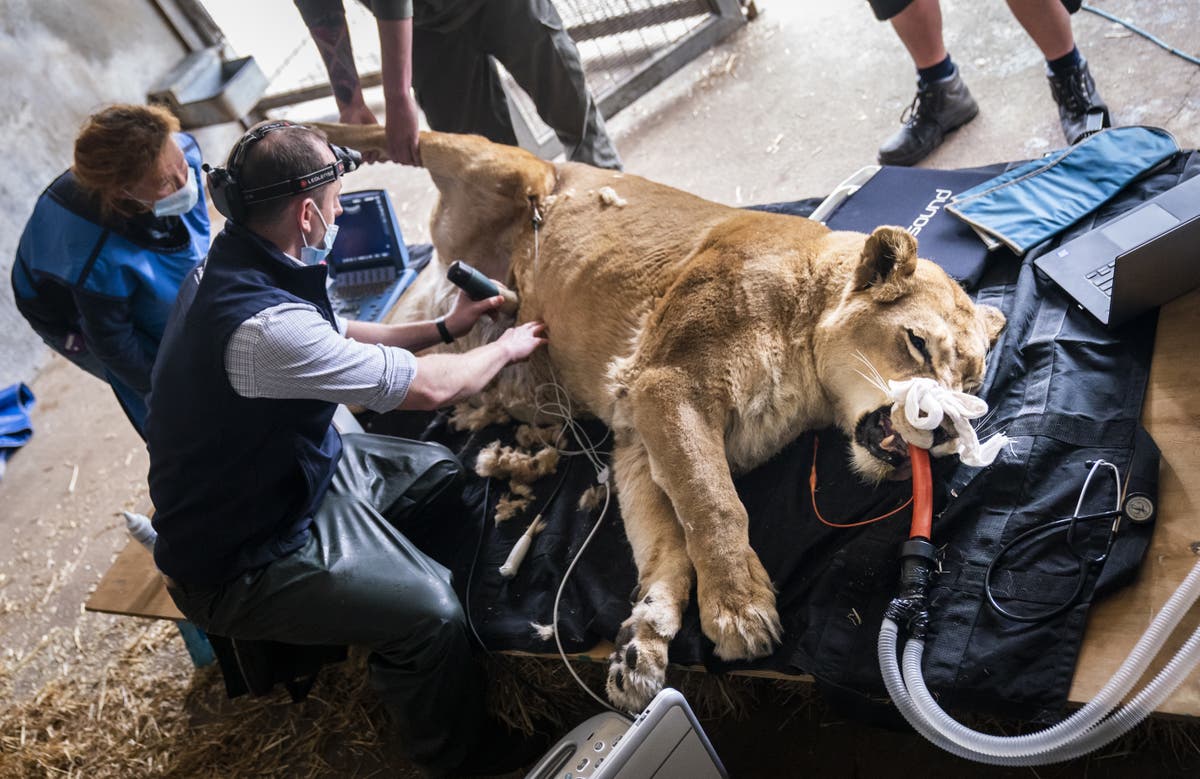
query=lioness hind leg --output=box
[630,370,782,662]
[606,437,693,713]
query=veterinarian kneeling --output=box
[145,121,547,777]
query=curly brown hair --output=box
[72,104,181,216]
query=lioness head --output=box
[814,226,1006,481]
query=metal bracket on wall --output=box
[149,0,227,55]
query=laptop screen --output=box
[328,189,408,274]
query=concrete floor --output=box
[2,0,1199,776]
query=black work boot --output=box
[878,70,979,166]
[1048,59,1111,144]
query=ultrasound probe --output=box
[447,260,519,314]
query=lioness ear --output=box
[977,303,1006,347]
[855,226,918,302]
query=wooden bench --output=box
[85,290,1200,714]
[86,540,214,666]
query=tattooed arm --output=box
[295,0,419,166]
[295,1,376,125]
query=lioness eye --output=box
[906,329,931,364]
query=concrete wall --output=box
[0,0,239,388]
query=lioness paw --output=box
[605,610,671,713]
[698,553,782,661]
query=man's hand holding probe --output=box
[345,276,546,411]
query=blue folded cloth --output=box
[946,126,1181,255]
[0,382,36,480]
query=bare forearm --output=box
[345,318,442,352]
[377,18,413,102]
[402,342,513,410]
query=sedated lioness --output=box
[314,126,1006,712]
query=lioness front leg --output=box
[606,435,694,712]
[630,369,782,661]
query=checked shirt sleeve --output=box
[224,302,417,412]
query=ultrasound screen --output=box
[329,194,396,268]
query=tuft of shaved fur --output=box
[597,186,628,208]
[494,493,531,524]
[515,423,563,450]
[475,438,562,524]
[450,398,512,431]
[475,442,560,482]
[577,484,604,511]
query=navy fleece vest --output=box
[146,223,342,586]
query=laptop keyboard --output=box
[1086,260,1117,296]
[338,281,394,300]
[337,267,396,288]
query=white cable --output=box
[552,477,622,713]
[531,367,611,473]
[525,367,620,710]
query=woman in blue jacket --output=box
[11,104,211,437]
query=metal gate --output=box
[504,0,746,157]
[153,0,747,155]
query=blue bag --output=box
[0,383,36,479]
[946,126,1180,255]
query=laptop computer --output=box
[525,688,728,779]
[1033,173,1200,328]
[326,188,417,322]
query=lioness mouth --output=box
[856,407,907,466]
[855,406,952,467]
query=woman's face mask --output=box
[151,166,199,217]
[300,199,339,266]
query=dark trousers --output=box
[167,433,480,776]
[413,0,623,170]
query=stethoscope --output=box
[984,459,1152,624]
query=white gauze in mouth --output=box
[885,377,1009,467]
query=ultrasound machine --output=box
[325,189,418,322]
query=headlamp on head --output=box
[203,120,362,223]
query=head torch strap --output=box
[240,159,347,205]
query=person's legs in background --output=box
[875,0,979,166]
[890,0,947,70]
[1007,0,1110,143]
[411,23,520,147]
[479,0,622,170]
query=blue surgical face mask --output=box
[152,166,199,217]
[299,201,339,266]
